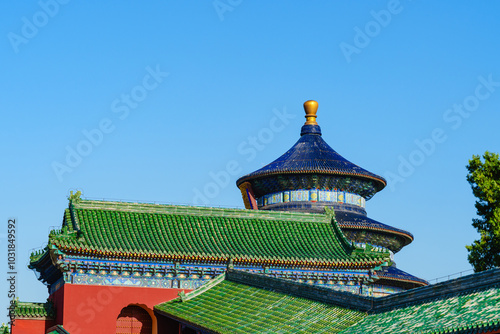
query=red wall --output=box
[11,318,55,334]
[49,284,65,325]
[59,284,188,334]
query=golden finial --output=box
[303,100,318,125]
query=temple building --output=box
[236,100,426,295]
[5,101,500,334]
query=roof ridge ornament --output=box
[68,190,82,204]
[303,100,319,125]
[300,100,322,136]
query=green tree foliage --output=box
[466,151,500,272]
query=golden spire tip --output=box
[303,100,318,125]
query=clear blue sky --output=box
[1,1,500,324]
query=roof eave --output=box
[236,170,387,192]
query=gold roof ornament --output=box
[303,100,319,125]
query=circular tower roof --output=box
[236,101,387,200]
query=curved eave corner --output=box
[327,207,392,268]
[28,248,51,270]
[375,267,429,288]
[340,223,414,246]
[376,276,429,289]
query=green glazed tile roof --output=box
[9,300,54,319]
[155,269,500,334]
[32,199,389,269]
[46,325,70,334]
[341,286,500,334]
[155,273,366,334]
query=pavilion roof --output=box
[335,210,413,253]
[155,271,366,334]
[30,198,390,270]
[236,101,387,199]
[236,126,387,199]
[155,268,500,334]
[374,266,429,288]
[343,286,500,334]
[9,300,54,320]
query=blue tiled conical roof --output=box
[236,101,386,199]
[375,266,429,288]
